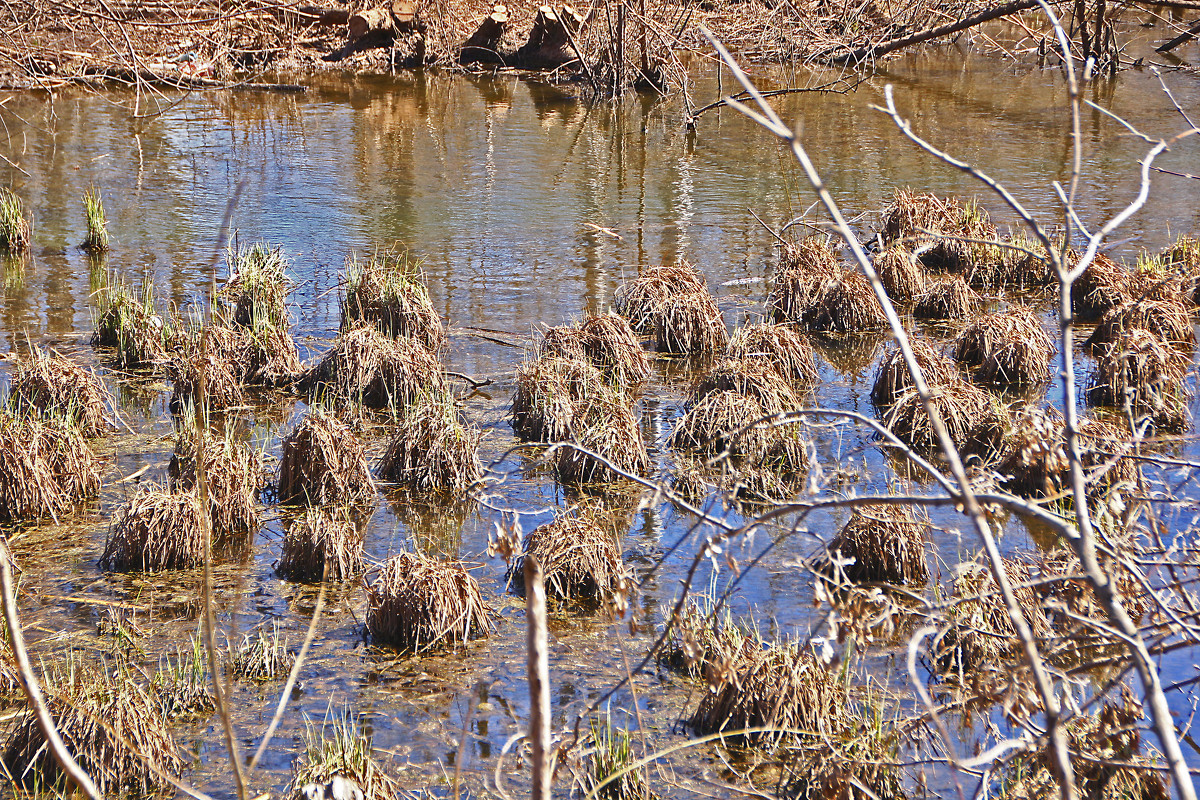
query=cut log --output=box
[347,0,419,41]
[460,4,509,64]
[515,5,586,70]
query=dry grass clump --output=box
[726,323,819,387]
[232,313,305,388]
[1037,547,1149,634]
[873,245,925,304]
[307,324,446,409]
[969,231,1054,289]
[1083,297,1194,353]
[996,408,1135,498]
[1085,328,1190,429]
[1070,253,1132,321]
[378,392,483,494]
[10,348,110,436]
[1,664,184,795]
[166,328,248,414]
[578,710,654,800]
[287,710,401,800]
[0,411,101,523]
[230,623,295,681]
[0,189,31,255]
[553,386,649,484]
[659,598,761,677]
[99,485,206,571]
[512,355,607,442]
[221,240,290,329]
[768,238,842,324]
[278,408,376,507]
[579,313,651,384]
[615,262,707,334]
[881,189,998,273]
[277,507,365,582]
[154,637,214,719]
[882,382,1007,457]
[654,290,728,354]
[953,306,1054,386]
[540,324,588,362]
[169,432,263,536]
[342,250,445,352]
[510,507,627,601]
[870,339,957,408]
[912,274,980,320]
[825,505,929,586]
[365,551,492,652]
[91,280,168,368]
[802,269,888,333]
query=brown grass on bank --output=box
[726,323,819,387]
[512,355,607,442]
[654,290,728,354]
[953,306,1054,386]
[873,244,925,305]
[1,663,184,795]
[169,432,264,537]
[278,408,377,507]
[768,238,842,323]
[553,384,649,484]
[803,269,888,333]
[509,506,628,601]
[1083,297,1194,353]
[10,348,111,437]
[825,505,929,586]
[341,250,446,352]
[0,411,101,524]
[912,274,980,320]
[365,551,492,652]
[378,392,483,494]
[99,485,206,571]
[996,407,1135,499]
[277,507,366,582]
[307,324,446,409]
[881,189,998,273]
[1070,252,1132,321]
[1085,327,1190,429]
[615,262,707,334]
[882,381,1007,457]
[870,339,957,408]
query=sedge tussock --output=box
[553,385,649,484]
[365,551,492,652]
[654,290,728,354]
[168,432,264,537]
[99,485,206,571]
[952,306,1054,386]
[578,710,655,800]
[230,622,295,681]
[307,324,446,409]
[873,244,926,304]
[0,189,30,255]
[768,238,842,323]
[278,408,377,507]
[1083,297,1194,353]
[10,347,111,436]
[802,268,888,333]
[579,313,652,384]
[1161,234,1200,305]
[912,274,980,320]
[509,506,628,601]
[153,637,214,719]
[1036,547,1149,651]
[881,189,998,273]
[287,710,402,800]
[166,326,247,414]
[659,598,762,677]
[1085,327,1190,430]
[277,506,366,582]
[968,231,1054,289]
[0,411,101,523]
[81,186,109,254]
[870,339,957,409]
[996,407,1135,499]
[1070,252,1132,321]
[691,357,799,412]
[512,355,607,442]
[378,392,483,494]
[540,324,588,363]
[1,663,183,795]
[826,505,929,586]
[615,262,707,334]
[726,323,819,387]
[241,311,305,387]
[91,279,167,368]
[882,381,1007,458]
[342,249,446,352]
[221,240,290,328]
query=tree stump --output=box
[459,4,509,64]
[515,5,585,69]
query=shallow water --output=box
[2,33,1200,798]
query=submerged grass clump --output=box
[873,244,925,305]
[277,507,366,582]
[0,189,30,255]
[615,262,707,334]
[826,505,929,586]
[10,347,111,437]
[0,411,101,523]
[91,279,167,368]
[168,431,264,537]
[768,237,842,323]
[342,249,445,351]
[81,186,109,254]
[99,485,206,571]
[553,384,649,484]
[912,274,980,320]
[510,506,628,602]
[365,551,492,652]
[287,710,401,800]
[654,290,728,354]
[952,306,1054,386]
[230,622,295,681]
[882,381,1007,457]
[1083,297,1194,352]
[996,407,1135,499]
[377,392,483,494]
[1085,327,1190,429]
[307,324,446,409]
[512,355,606,442]
[869,338,957,408]
[726,322,819,387]
[278,408,376,507]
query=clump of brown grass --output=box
[307,324,446,409]
[241,314,305,387]
[91,279,168,369]
[1070,253,1132,321]
[230,622,295,681]
[154,637,214,719]
[658,597,761,677]
[278,408,377,507]
[654,290,728,354]
[554,385,649,484]
[509,506,628,601]
[512,355,607,442]
[166,325,248,414]
[881,190,998,273]
[540,324,588,362]
[342,249,446,352]
[10,348,111,436]
[277,507,366,582]
[579,313,651,384]
[912,274,980,320]
[1037,546,1149,636]
[870,339,957,408]
[873,245,925,305]
[726,323,819,387]
[825,505,929,586]
[378,392,483,494]
[1085,328,1190,429]
[768,238,842,323]
[996,408,1135,499]
[615,262,707,334]
[882,381,1007,457]
[0,411,101,523]
[99,485,206,571]
[969,232,1054,289]
[169,432,263,537]
[803,269,888,333]
[953,306,1054,386]
[365,551,492,652]
[221,240,291,329]
[1084,297,1194,353]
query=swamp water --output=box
[2,43,1200,798]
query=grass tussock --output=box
[241,313,305,387]
[952,306,1054,386]
[1083,297,1194,353]
[615,262,707,334]
[512,355,606,442]
[969,231,1054,289]
[307,324,446,409]
[870,339,957,409]
[278,507,366,582]
[221,240,290,328]
[873,245,926,304]
[881,189,997,273]
[882,382,1007,457]
[579,710,654,800]
[803,269,888,333]
[996,408,1135,499]
[287,710,401,800]
[91,279,167,368]
[1037,546,1149,632]
[81,187,109,254]
[726,323,819,387]
[540,324,588,362]
[553,384,649,484]
[654,290,728,354]
[166,326,248,414]
[278,409,376,507]
[154,637,214,718]
[10,347,111,437]
[342,249,445,352]
[1070,253,1132,321]
[230,622,295,681]
[99,485,206,571]
[1085,328,1190,430]
[541,314,651,385]
[510,506,628,602]
[0,189,30,255]
[0,411,101,523]
[826,505,929,586]
[377,392,483,494]
[168,432,264,537]
[768,237,842,323]
[365,551,492,652]
[912,274,980,320]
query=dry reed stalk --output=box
[510,507,628,601]
[1070,252,1132,321]
[307,324,446,409]
[365,551,492,652]
[553,385,649,483]
[1085,327,1190,429]
[953,306,1054,386]
[654,290,728,354]
[99,485,206,571]
[882,381,1007,457]
[0,412,101,523]
[512,355,607,442]
[873,244,926,304]
[803,269,888,333]
[169,433,264,537]
[870,338,957,408]
[278,409,376,507]
[826,505,929,586]
[221,240,290,330]
[996,407,1135,498]
[91,280,167,368]
[341,250,446,352]
[277,507,365,582]
[377,392,483,494]
[1083,297,1194,353]
[768,238,842,323]
[726,323,819,387]
[615,262,707,334]
[911,274,980,320]
[10,348,110,437]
